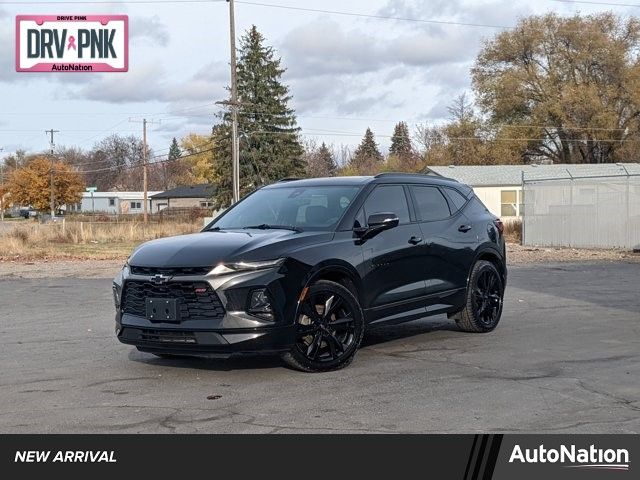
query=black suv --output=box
[113,174,506,372]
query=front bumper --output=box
[113,263,304,357]
[116,322,295,358]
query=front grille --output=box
[121,281,225,320]
[129,265,212,276]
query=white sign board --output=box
[16,15,128,72]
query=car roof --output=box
[263,176,373,188]
[264,173,465,190]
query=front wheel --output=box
[449,260,504,333]
[282,280,365,372]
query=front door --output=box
[358,185,428,322]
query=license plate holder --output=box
[146,298,179,322]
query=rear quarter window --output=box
[443,187,469,213]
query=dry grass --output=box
[504,218,522,244]
[0,221,201,261]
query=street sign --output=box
[16,15,128,73]
[86,187,97,193]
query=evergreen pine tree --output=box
[389,122,414,159]
[211,26,305,208]
[351,128,383,172]
[168,137,182,161]
[317,142,337,177]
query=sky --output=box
[0,0,634,160]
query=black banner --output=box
[0,434,636,479]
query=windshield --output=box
[210,185,361,232]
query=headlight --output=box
[112,283,122,309]
[210,258,284,276]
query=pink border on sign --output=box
[15,15,129,72]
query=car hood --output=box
[128,229,332,268]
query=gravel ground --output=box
[506,242,640,264]
[0,243,638,279]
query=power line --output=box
[73,146,215,174]
[4,0,511,29]
[234,1,511,29]
[225,109,640,132]
[1,103,216,117]
[3,0,225,4]
[243,129,640,143]
[551,0,640,7]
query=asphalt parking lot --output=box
[0,261,638,433]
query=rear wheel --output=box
[449,260,504,333]
[282,280,364,372]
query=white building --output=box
[426,163,640,220]
[66,191,161,215]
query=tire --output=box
[449,260,504,333]
[282,280,365,372]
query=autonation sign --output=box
[16,15,128,72]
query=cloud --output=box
[130,15,170,47]
[69,57,228,104]
[378,0,530,30]
[278,15,482,118]
[161,61,228,102]
[76,64,166,103]
[336,92,392,115]
[281,18,482,82]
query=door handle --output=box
[458,225,472,233]
[408,236,423,245]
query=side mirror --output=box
[367,213,399,230]
[355,212,399,242]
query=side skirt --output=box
[364,287,466,327]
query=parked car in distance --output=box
[113,173,507,372]
[19,207,37,219]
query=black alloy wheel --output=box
[282,280,364,372]
[450,260,504,333]
[472,268,503,327]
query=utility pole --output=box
[228,0,240,203]
[45,129,59,218]
[129,118,160,223]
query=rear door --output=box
[359,184,428,321]
[410,185,475,306]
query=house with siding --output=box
[425,164,640,220]
[66,191,161,215]
[150,184,216,212]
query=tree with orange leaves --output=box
[7,157,84,212]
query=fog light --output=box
[248,288,274,321]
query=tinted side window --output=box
[364,185,410,224]
[466,196,490,216]
[444,188,468,212]
[411,186,451,221]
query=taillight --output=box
[493,219,504,235]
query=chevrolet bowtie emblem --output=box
[150,274,170,285]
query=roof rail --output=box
[374,171,459,183]
[373,172,428,178]
[278,177,303,182]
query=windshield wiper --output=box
[243,224,302,232]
